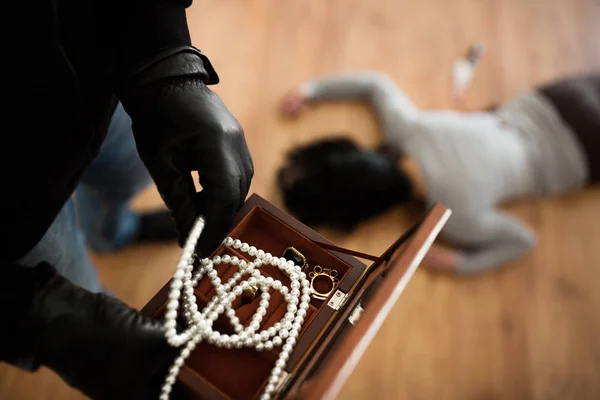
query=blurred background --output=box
[2,0,599,398]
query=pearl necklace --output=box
[161,216,311,400]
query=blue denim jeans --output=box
[17,103,151,293]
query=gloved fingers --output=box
[194,162,244,257]
[149,158,199,247]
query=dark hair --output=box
[277,137,413,230]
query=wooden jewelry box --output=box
[143,194,451,400]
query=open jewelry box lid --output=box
[288,200,451,399]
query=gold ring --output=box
[310,273,336,300]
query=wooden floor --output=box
[2,0,600,399]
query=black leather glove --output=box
[1,262,176,400]
[117,46,254,256]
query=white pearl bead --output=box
[286,337,296,346]
[249,246,257,256]
[233,239,242,249]
[272,336,282,346]
[165,327,177,338]
[233,286,243,296]
[257,249,265,258]
[286,260,295,268]
[272,280,282,290]
[165,319,177,329]
[260,331,270,341]
[239,260,247,269]
[280,287,289,295]
[280,351,290,362]
[291,289,300,297]
[230,334,239,343]
[265,341,274,351]
[265,277,274,285]
[169,289,181,300]
[231,256,240,265]
[273,322,281,330]
[256,342,265,351]
[275,359,286,369]
[265,384,275,394]
[268,327,277,337]
[166,310,178,320]
[213,256,222,264]
[279,329,289,338]
[250,321,260,331]
[224,237,234,246]
[272,367,282,376]
[171,279,183,290]
[167,300,179,310]
[244,338,254,346]
[302,287,311,295]
[282,343,293,353]
[297,309,306,317]
[241,243,250,252]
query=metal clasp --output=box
[348,301,364,325]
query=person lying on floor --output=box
[278,72,599,274]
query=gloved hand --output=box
[1,262,177,400]
[117,46,254,256]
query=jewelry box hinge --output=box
[327,289,349,311]
[348,301,364,325]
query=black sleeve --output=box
[96,0,194,77]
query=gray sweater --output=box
[302,72,589,273]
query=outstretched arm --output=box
[425,210,536,274]
[282,72,419,150]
